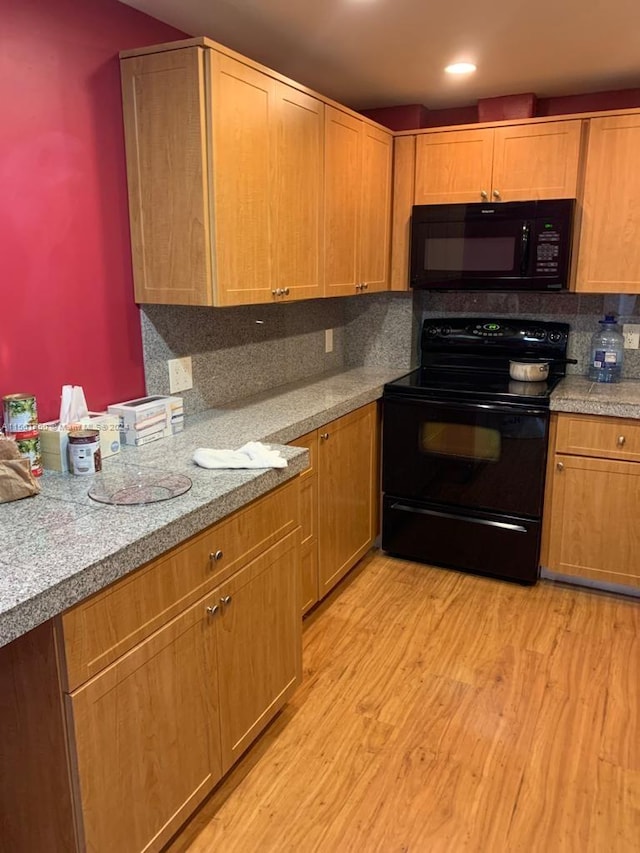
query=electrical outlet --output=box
[168,357,193,393]
[623,324,640,349]
[325,328,334,353]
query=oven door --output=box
[382,395,549,517]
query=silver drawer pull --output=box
[320,432,329,440]
[206,604,219,616]
[220,595,232,606]
[209,550,224,562]
[556,462,564,471]
[617,435,626,447]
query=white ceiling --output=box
[119,0,640,111]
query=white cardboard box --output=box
[108,395,183,446]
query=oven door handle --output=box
[385,395,548,418]
[389,503,528,534]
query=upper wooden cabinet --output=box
[575,114,640,293]
[414,120,583,205]
[324,106,393,296]
[120,40,392,306]
[121,48,324,306]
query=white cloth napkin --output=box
[193,441,287,470]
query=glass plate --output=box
[88,470,192,505]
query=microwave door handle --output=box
[520,221,531,276]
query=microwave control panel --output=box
[533,219,564,276]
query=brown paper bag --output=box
[0,438,41,502]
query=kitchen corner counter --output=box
[0,367,406,648]
[551,374,640,419]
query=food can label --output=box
[68,441,102,476]
[3,395,38,432]
[14,434,43,477]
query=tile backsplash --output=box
[141,290,640,415]
[141,293,417,414]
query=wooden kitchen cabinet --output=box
[289,403,380,610]
[216,532,301,770]
[413,119,583,204]
[317,403,380,596]
[324,106,393,296]
[68,594,223,853]
[0,479,302,853]
[121,46,324,306]
[542,412,640,589]
[575,113,640,292]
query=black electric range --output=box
[381,318,571,584]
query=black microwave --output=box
[410,198,575,291]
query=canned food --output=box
[3,394,38,433]
[68,430,102,476]
[11,430,43,477]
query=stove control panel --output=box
[421,318,570,363]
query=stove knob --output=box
[534,328,547,340]
[548,331,563,343]
[441,325,452,336]
[426,325,438,337]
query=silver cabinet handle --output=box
[480,189,488,199]
[320,432,329,440]
[283,287,290,296]
[617,435,626,447]
[355,283,362,292]
[492,189,501,200]
[362,282,369,290]
[556,462,564,471]
[206,604,219,616]
[209,550,223,562]
[220,595,232,606]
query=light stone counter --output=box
[0,366,407,648]
[551,375,640,419]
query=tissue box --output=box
[39,413,121,472]
[108,395,183,446]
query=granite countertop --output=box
[0,366,407,648]
[551,375,640,418]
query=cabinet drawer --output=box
[555,413,640,461]
[59,478,300,691]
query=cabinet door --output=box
[318,403,378,596]
[324,106,363,296]
[547,454,640,589]
[68,595,221,853]
[209,53,276,305]
[414,128,494,204]
[359,124,393,292]
[121,48,213,306]
[492,120,582,201]
[216,531,302,771]
[576,114,640,293]
[273,83,324,301]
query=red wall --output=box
[0,0,186,422]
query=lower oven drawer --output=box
[382,496,540,584]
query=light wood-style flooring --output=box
[167,552,640,852]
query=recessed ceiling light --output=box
[445,62,477,75]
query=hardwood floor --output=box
[166,551,640,852]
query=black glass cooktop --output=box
[385,367,562,407]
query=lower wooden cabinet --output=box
[0,479,302,853]
[542,412,640,589]
[69,594,223,853]
[290,403,380,612]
